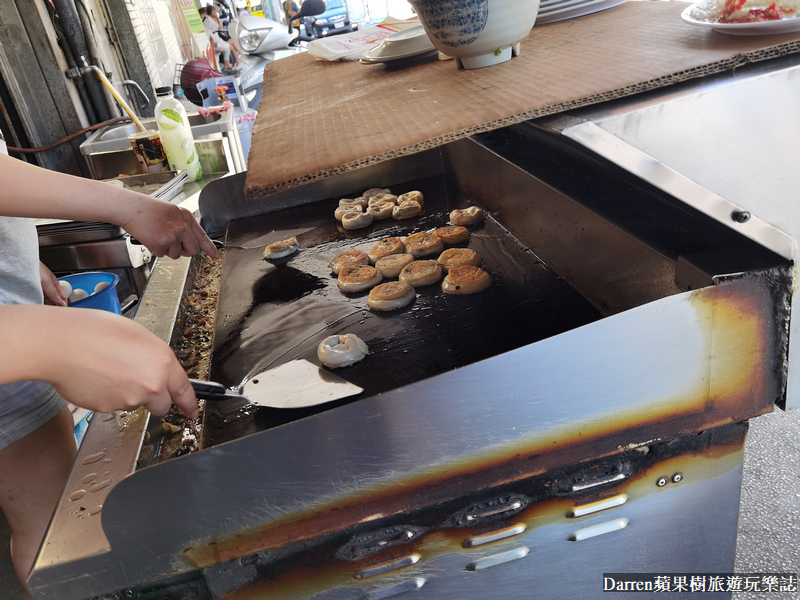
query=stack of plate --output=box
[537,0,628,24]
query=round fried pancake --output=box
[338,265,383,292]
[339,197,368,209]
[450,206,485,226]
[335,204,363,221]
[362,187,391,199]
[263,237,299,259]
[329,249,370,275]
[438,248,481,272]
[374,253,415,278]
[366,202,395,220]
[434,225,471,245]
[397,190,424,207]
[392,200,422,220]
[368,193,397,206]
[404,231,443,258]
[368,237,405,263]
[342,211,374,230]
[399,260,443,287]
[442,265,491,294]
[368,281,415,311]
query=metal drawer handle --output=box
[366,577,427,599]
[465,500,523,522]
[466,546,530,571]
[571,472,627,492]
[464,524,527,548]
[356,554,422,580]
[568,494,628,518]
[568,518,630,541]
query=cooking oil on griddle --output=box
[204,176,603,447]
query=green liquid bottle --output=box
[154,86,202,182]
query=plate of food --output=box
[536,0,627,24]
[360,26,438,64]
[681,0,800,35]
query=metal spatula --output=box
[190,359,364,409]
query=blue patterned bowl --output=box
[408,0,540,69]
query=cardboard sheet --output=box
[246,1,800,198]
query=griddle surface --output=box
[204,177,602,446]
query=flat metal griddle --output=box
[204,175,602,446]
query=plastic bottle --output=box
[154,86,202,182]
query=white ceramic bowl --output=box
[407,0,540,69]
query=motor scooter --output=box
[230,0,327,109]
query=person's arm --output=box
[0,154,219,260]
[0,304,199,418]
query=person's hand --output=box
[119,197,219,260]
[9,306,200,418]
[39,262,68,306]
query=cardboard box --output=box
[246,1,800,198]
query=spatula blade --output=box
[242,359,363,409]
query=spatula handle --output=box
[189,379,248,402]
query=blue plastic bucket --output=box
[58,272,122,314]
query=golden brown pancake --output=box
[438,248,481,272]
[404,231,443,258]
[399,260,443,287]
[338,265,383,292]
[442,265,491,294]
[434,225,471,245]
[263,237,299,259]
[368,237,405,263]
[374,253,415,278]
[329,249,370,275]
[367,281,415,311]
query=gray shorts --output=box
[0,380,66,450]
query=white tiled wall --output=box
[127,0,189,90]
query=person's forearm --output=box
[0,304,199,417]
[0,153,148,227]
[0,153,219,259]
[0,305,54,385]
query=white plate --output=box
[537,0,627,23]
[360,26,438,63]
[540,0,573,7]
[680,3,800,35]
[540,0,604,14]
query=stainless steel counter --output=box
[534,52,800,408]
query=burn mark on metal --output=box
[186,425,748,567]
[178,260,790,579]
[442,495,531,528]
[198,424,748,600]
[168,165,792,598]
[336,525,428,562]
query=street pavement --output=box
[734,406,800,599]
